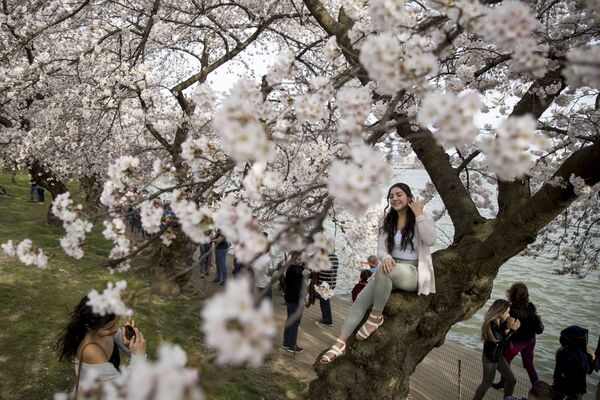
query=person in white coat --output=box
[320,182,437,364]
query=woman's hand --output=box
[511,319,521,331]
[381,257,395,274]
[129,327,146,356]
[408,197,425,217]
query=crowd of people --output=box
[53,182,599,399]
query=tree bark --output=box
[28,160,68,226]
[79,175,103,212]
[151,229,198,297]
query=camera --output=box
[124,325,136,341]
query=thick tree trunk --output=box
[79,175,103,212]
[28,160,68,226]
[151,232,197,297]
[309,222,511,399]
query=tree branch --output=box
[395,121,484,241]
[480,140,600,273]
[497,64,567,217]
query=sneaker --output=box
[287,345,303,353]
[491,381,504,390]
[317,320,333,327]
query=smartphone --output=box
[124,325,136,341]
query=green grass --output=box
[0,173,306,399]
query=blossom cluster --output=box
[170,190,214,243]
[294,77,334,124]
[315,281,335,300]
[480,1,538,50]
[213,199,268,264]
[368,0,416,33]
[417,91,481,148]
[102,217,132,271]
[242,163,281,200]
[213,80,273,163]
[478,115,550,181]
[191,83,217,114]
[266,50,295,86]
[139,199,164,234]
[564,46,600,89]
[100,156,140,209]
[359,33,438,95]
[51,192,93,259]
[86,280,132,317]
[336,86,372,139]
[201,277,275,366]
[180,136,212,171]
[1,239,48,269]
[55,343,203,400]
[328,144,393,216]
[306,232,332,272]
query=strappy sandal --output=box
[356,313,384,341]
[320,339,346,364]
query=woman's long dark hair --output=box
[507,282,529,308]
[52,296,116,362]
[380,183,416,253]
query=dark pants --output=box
[215,248,228,284]
[318,295,332,324]
[232,258,244,275]
[472,354,516,400]
[500,337,539,384]
[283,302,303,348]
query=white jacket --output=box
[377,213,437,295]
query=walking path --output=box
[191,259,596,399]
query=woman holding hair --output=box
[472,299,521,400]
[53,295,147,384]
[320,182,437,364]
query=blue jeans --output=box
[198,243,212,274]
[283,302,303,348]
[318,295,332,324]
[215,248,228,284]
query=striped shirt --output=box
[318,253,339,290]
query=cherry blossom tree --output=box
[1,0,600,398]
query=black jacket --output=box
[552,326,598,398]
[510,302,541,342]
[482,320,516,362]
[284,264,305,304]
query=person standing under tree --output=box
[282,252,309,353]
[314,251,338,327]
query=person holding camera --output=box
[53,295,147,384]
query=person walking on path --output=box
[314,252,338,326]
[552,326,599,400]
[472,299,521,400]
[211,229,229,286]
[320,182,437,364]
[493,282,543,389]
[282,251,309,353]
